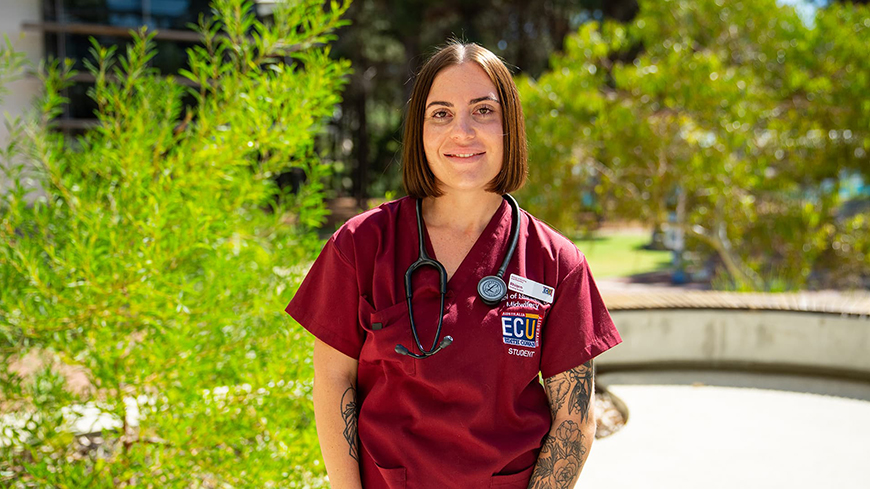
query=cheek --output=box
[422,125,432,140]
[490,128,506,160]
[422,125,445,158]
[486,122,505,146]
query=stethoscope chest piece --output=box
[477,275,507,306]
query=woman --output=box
[286,42,621,488]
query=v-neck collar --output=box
[418,197,511,296]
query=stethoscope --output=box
[395,194,520,359]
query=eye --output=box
[427,109,453,122]
[475,105,496,116]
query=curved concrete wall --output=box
[598,310,870,380]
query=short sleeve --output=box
[285,235,365,359]
[539,256,622,378]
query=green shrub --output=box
[0,0,350,486]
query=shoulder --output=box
[521,208,588,275]
[329,197,409,263]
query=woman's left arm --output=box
[527,361,595,489]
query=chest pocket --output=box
[358,296,416,376]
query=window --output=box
[33,0,215,129]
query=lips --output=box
[445,151,485,158]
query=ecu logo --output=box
[500,312,540,348]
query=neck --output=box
[422,191,504,234]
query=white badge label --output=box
[507,274,554,304]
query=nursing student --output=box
[286,42,621,488]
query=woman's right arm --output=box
[313,338,363,488]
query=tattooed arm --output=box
[528,361,595,489]
[312,338,363,489]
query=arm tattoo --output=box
[528,420,587,489]
[531,361,594,488]
[544,361,593,422]
[543,376,569,419]
[340,386,359,462]
[567,361,593,422]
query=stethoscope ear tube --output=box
[396,198,451,358]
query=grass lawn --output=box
[573,230,673,279]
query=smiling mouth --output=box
[446,152,485,158]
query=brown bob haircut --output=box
[402,42,528,198]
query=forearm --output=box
[313,339,363,489]
[527,412,595,489]
[528,361,596,489]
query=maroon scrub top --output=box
[286,196,621,488]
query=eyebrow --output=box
[425,95,500,110]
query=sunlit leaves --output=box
[519,0,870,290]
[0,0,350,486]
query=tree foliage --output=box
[0,0,349,486]
[518,0,870,290]
[328,0,640,202]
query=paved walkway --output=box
[577,370,870,488]
[578,279,870,488]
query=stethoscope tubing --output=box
[401,199,450,358]
[396,194,520,359]
[497,194,521,280]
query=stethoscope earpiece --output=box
[396,335,453,358]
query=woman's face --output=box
[422,62,504,196]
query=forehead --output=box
[426,63,498,103]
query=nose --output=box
[450,113,475,140]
